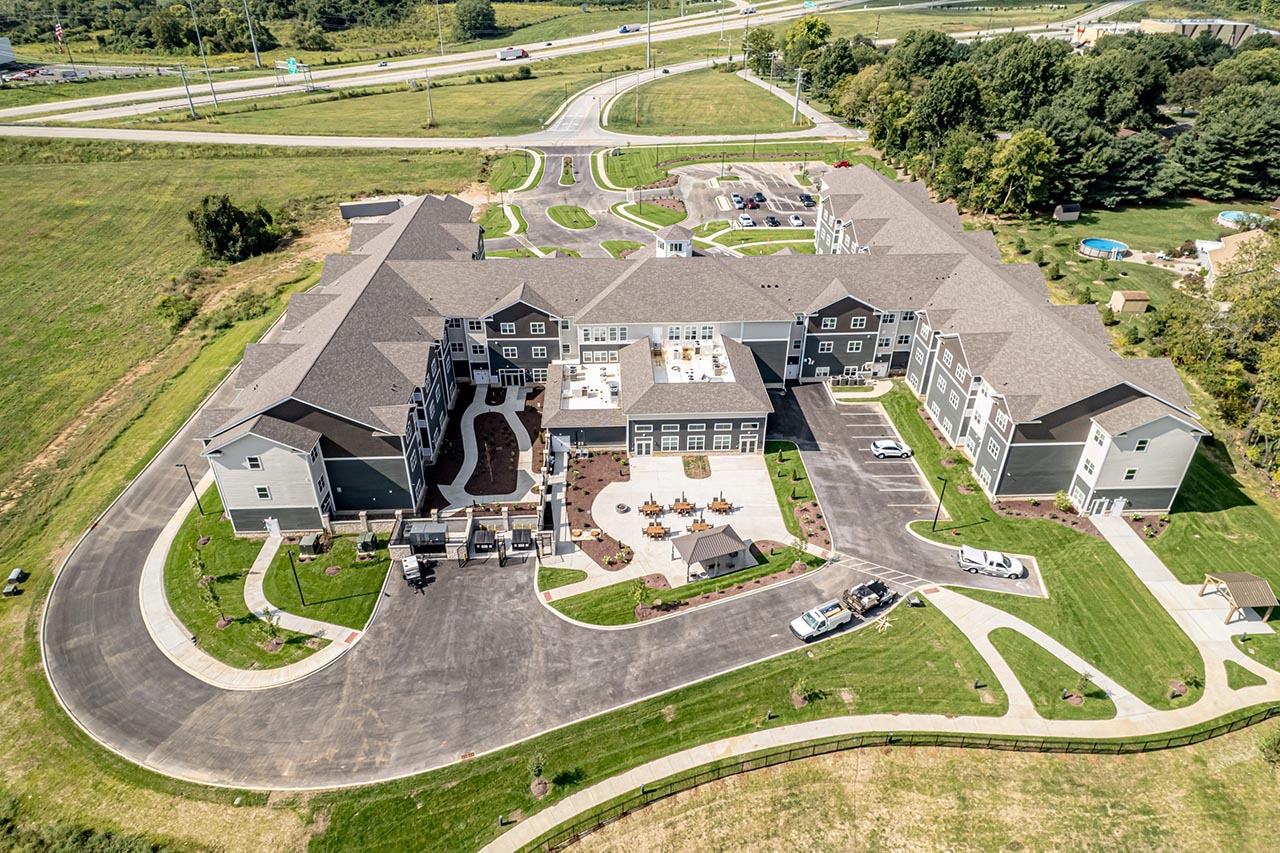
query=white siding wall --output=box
[210,434,319,511]
[1096,417,1201,489]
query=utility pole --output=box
[425,68,435,126]
[435,0,445,56]
[186,0,218,107]
[646,0,652,69]
[178,63,197,119]
[53,10,79,77]
[634,67,640,127]
[792,67,802,125]
[241,0,261,68]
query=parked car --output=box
[870,439,912,459]
[789,214,804,227]
[834,160,852,168]
[765,215,781,227]
[753,191,766,204]
[738,214,755,227]
[744,197,758,209]
[799,193,815,207]
[731,192,745,209]
[957,545,1025,579]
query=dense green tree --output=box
[1166,65,1226,112]
[974,128,1056,214]
[928,127,993,208]
[1097,131,1178,208]
[1214,48,1280,87]
[969,33,1073,127]
[1236,33,1280,53]
[811,39,862,97]
[743,28,777,78]
[1067,48,1168,129]
[867,88,914,157]
[187,195,280,263]
[1095,30,1199,75]
[1172,84,1280,199]
[912,62,985,149]
[451,0,496,41]
[830,63,899,123]
[1193,28,1234,65]
[783,15,831,70]
[889,29,959,79]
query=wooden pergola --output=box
[1200,572,1278,625]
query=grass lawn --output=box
[308,602,1005,852]
[488,150,543,193]
[832,384,876,393]
[737,242,817,255]
[821,1,1094,41]
[537,566,589,591]
[0,72,209,112]
[602,239,645,258]
[1225,660,1267,690]
[542,246,582,257]
[547,204,597,230]
[606,67,811,136]
[163,490,321,669]
[478,203,527,237]
[715,227,814,247]
[568,717,1280,851]
[880,383,1206,710]
[559,156,576,186]
[600,144,885,189]
[552,547,823,626]
[988,628,1116,721]
[262,535,392,631]
[488,248,538,258]
[764,441,815,539]
[612,201,688,230]
[1234,634,1280,672]
[692,220,729,238]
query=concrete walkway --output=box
[137,472,364,690]
[439,387,537,507]
[241,536,364,644]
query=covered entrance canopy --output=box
[1200,572,1278,625]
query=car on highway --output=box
[753,191,766,204]
[730,192,745,209]
[957,545,1025,579]
[798,193,815,207]
[738,214,755,227]
[377,60,388,67]
[870,439,912,459]
[789,214,804,227]
[765,215,781,227]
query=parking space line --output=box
[888,503,935,508]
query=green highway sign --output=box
[287,57,298,74]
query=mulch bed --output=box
[682,455,711,479]
[992,499,1100,539]
[260,638,284,653]
[641,197,686,213]
[633,560,812,622]
[485,385,507,406]
[465,412,520,495]
[424,384,476,511]
[519,387,545,464]
[324,566,341,576]
[563,450,632,570]
[790,500,831,549]
[1123,511,1170,541]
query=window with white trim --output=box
[530,322,545,336]
[987,438,999,457]
[446,318,461,328]
[310,446,319,463]
[560,319,570,330]
[668,326,681,341]
[470,344,485,356]
[661,424,680,432]
[246,456,262,470]
[741,423,759,431]
[660,436,679,452]
[942,350,954,368]
[816,367,830,377]
[634,424,652,433]
[714,423,733,431]
[700,325,714,340]
[843,366,858,376]
[531,368,547,382]
[1124,468,1138,481]
[532,346,547,359]
[995,411,1010,430]
[317,474,326,493]
[847,340,862,353]
[500,322,515,335]
[450,341,464,354]
[687,435,705,452]
[685,326,697,340]
[882,313,897,324]
[255,486,271,501]
[1083,458,1095,475]
[821,317,836,330]
[687,423,706,432]
[850,317,866,329]
[903,311,916,321]
[936,376,946,392]
[979,468,992,487]
[581,328,592,343]
[609,350,619,363]
[942,417,953,434]
[467,320,482,332]
[502,346,518,358]
[1093,427,1106,446]
[561,343,571,356]
[955,366,967,383]
[897,335,911,346]
[949,391,960,409]
[1135,439,1149,453]
[818,341,834,353]
[713,434,732,451]
[914,348,924,363]
[930,402,941,418]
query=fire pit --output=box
[616,503,631,513]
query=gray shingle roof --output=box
[672,524,746,564]
[203,414,320,454]
[1092,397,1206,435]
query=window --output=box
[661,424,680,432]
[1135,439,1149,453]
[936,376,946,392]
[949,391,960,409]
[700,325,714,340]
[255,486,271,501]
[882,313,896,325]
[1093,427,1106,446]
[685,326,697,340]
[660,436,679,452]
[942,417,953,434]
[581,328,592,343]
[878,337,891,348]
[979,468,992,487]
[843,366,859,376]
[847,340,862,353]
[715,422,733,431]
[668,326,681,341]
[561,343,571,356]
[531,368,548,382]
[467,320,482,332]
[634,424,652,434]
[930,402,941,418]
[987,438,1000,458]
[903,311,916,322]
[794,313,805,326]
[1124,468,1138,481]
[897,335,911,346]
[741,423,759,431]
[713,434,732,451]
[1083,458,1095,475]
[818,341,834,353]
[309,445,319,463]
[920,323,931,338]
[500,322,515,335]
[792,339,801,350]
[450,341,464,354]
[246,456,262,470]
[470,344,485,356]
[688,423,706,432]
[687,435,705,452]
[942,350,954,368]
[815,367,831,377]
[821,317,836,330]
[850,317,866,329]
[317,474,327,493]
[609,350,619,363]
[914,348,924,364]
[955,366,967,383]
[446,318,461,329]
[560,319,570,330]
[530,322,545,336]
[532,346,547,359]
[502,346,518,358]
[995,411,1010,430]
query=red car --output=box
[744,198,758,209]
[834,160,852,168]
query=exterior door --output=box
[500,369,524,387]
[472,365,491,385]
[739,436,758,453]
[634,438,652,456]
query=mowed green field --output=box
[821,0,1095,41]
[608,67,811,136]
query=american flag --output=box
[55,20,63,52]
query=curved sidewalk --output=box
[138,471,363,690]
[438,388,537,507]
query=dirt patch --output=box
[260,638,284,654]
[305,637,324,649]
[563,450,633,570]
[642,573,671,591]
[661,704,676,722]
[992,498,1100,539]
[839,688,858,711]
[633,561,813,621]
[530,778,549,799]
[979,690,997,705]
[216,616,233,630]
[465,412,520,496]
[1066,692,1085,706]
[324,565,341,576]
[682,455,711,479]
[790,691,809,709]
[749,540,785,560]
[791,501,831,549]
[485,385,507,406]
[1123,511,1170,541]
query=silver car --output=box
[870,439,912,458]
[957,545,1024,579]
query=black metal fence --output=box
[526,705,1279,852]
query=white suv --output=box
[738,214,755,227]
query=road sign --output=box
[802,1,816,6]
[287,57,298,74]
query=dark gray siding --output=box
[488,340,555,375]
[1090,486,1179,511]
[229,506,322,535]
[745,340,788,385]
[803,332,876,378]
[267,400,402,459]
[1014,385,1142,443]
[997,443,1083,495]
[630,416,766,453]
[486,302,558,339]
[328,457,412,511]
[923,336,970,442]
[889,350,910,372]
[551,426,627,447]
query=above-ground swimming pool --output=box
[1079,237,1129,260]
[1217,210,1273,229]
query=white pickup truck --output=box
[957,545,1025,579]
[789,599,853,641]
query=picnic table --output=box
[709,499,732,514]
[641,502,663,517]
[688,521,711,533]
[644,524,669,539]
[671,500,694,516]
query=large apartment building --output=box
[198,166,1204,534]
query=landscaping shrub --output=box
[187,194,281,263]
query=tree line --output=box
[744,20,1280,213]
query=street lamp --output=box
[932,476,949,532]
[287,548,307,607]
[175,463,204,515]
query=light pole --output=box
[241,0,261,68]
[425,67,435,126]
[435,0,445,56]
[177,63,197,119]
[175,463,204,514]
[287,549,307,607]
[185,0,218,107]
[932,476,948,532]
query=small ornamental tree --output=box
[187,195,280,262]
[1054,490,1073,513]
[452,0,496,41]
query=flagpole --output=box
[54,10,79,77]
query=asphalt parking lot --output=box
[677,162,824,228]
[769,384,1044,598]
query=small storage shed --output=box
[298,533,321,557]
[511,527,533,551]
[1200,572,1278,624]
[471,526,496,553]
[1053,203,1081,222]
[357,531,377,554]
[1107,290,1149,314]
